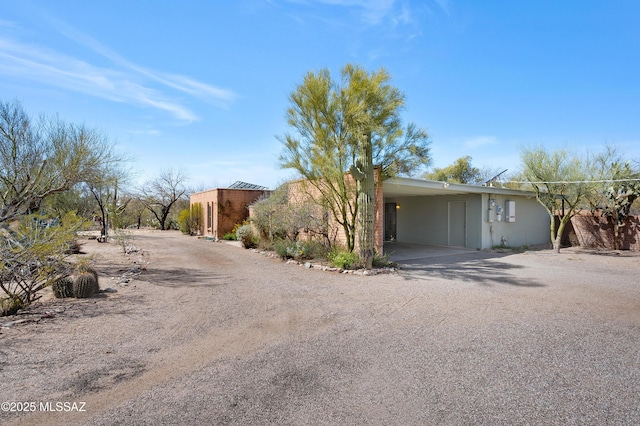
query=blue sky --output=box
[1,0,638,189]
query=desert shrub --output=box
[372,253,396,268]
[112,228,134,254]
[273,239,328,261]
[236,224,256,249]
[1,212,83,316]
[274,239,291,259]
[231,222,245,235]
[328,248,359,269]
[177,208,191,234]
[222,232,236,241]
[251,182,329,244]
[190,203,203,235]
[299,240,329,260]
[257,238,275,251]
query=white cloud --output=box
[0,17,237,122]
[463,136,499,149]
[285,0,403,26]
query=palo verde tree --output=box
[0,100,119,223]
[423,155,483,184]
[0,99,127,314]
[140,168,189,230]
[279,64,431,254]
[520,147,593,253]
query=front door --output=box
[384,203,397,241]
[448,201,466,247]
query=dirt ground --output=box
[1,230,639,425]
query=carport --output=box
[381,177,550,251]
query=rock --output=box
[304,262,312,269]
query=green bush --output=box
[177,208,191,234]
[372,253,396,268]
[328,248,359,269]
[301,240,329,260]
[236,224,256,249]
[273,239,328,261]
[222,232,236,241]
[1,212,85,316]
[274,239,291,259]
[257,238,274,251]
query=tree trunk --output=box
[612,210,621,250]
[549,215,557,251]
[99,206,108,243]
[554,216,571,254]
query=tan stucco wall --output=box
[281,168,384,253]
[190,189,269,238]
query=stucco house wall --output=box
[190,188,269,238]
[282,169,384,253]
[480,193,550,249]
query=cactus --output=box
[52,276,74,298]
[349,132,374,269]
[73,272,99,298]
[75,263,99,282]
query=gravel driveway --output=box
[1,231,639,425]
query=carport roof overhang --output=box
[383,177,537,198]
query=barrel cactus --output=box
[52,276,74,298]
[73,272,100,298]
[75,263,99,282]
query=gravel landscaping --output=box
[1,230,639,425]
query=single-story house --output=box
[277,173,550,254]
[382,177,550,250]
[190,181,271,239]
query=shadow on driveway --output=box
[385,242,544,287]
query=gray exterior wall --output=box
[386,194,483,248]
[384,192,549,250]
[480,193,550,248]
